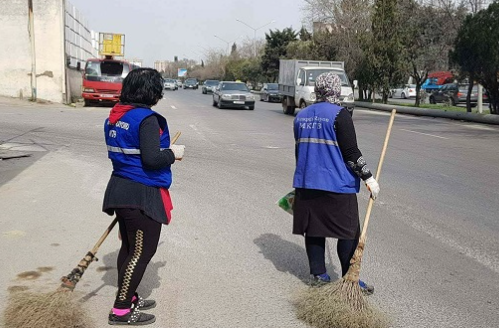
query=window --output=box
[298,70,305,86]
[303,69,350,87]
[222,83,249,91]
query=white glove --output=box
[365,177,380,200]
[170,144,185,160]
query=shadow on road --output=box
[80,242,166,303]
[253,233,339,284]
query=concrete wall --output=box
[67,67,83,102]
[0,0,66,103]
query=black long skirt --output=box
[292,188,359,239]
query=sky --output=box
[70,0,306,67]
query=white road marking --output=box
[189,124,219,148]
[361,108,498,131]
[171,105,177,109]
[400,128,449,140]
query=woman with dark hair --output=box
[103,68,185,325]
[292,72,379,294]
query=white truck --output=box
[278,60,355,115]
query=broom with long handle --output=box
[5,132,183,328]
[296,110,396,328]
[60,131,182,291]
[343,109,396,288]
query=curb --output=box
[354,101,499,125]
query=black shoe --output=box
[359,280,374,295]
[133,293,156,311]
[108,307,156,326]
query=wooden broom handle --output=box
[91,218,118,254]
[91,130,182,254]
[360,110,396,242]
[171,131,181,145]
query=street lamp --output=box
[214,35,242,55]
[236,19,276,56]
[213,35,230,55]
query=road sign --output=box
[178,68,187,77]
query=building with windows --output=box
[154,60,168,73]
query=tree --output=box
[261,28,298,81]
[237,37,266,58]
[231,43,237,56]
[286,40,317,60]
[369,0,406,103]
[299,26,312,41]
[398,1,463,106]
[452,2,499,114]
[303,0,373,83]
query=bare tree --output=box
[302,0,374,82]
[237,37,266,59]
[398,0,466,105]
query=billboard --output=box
[99,33,125,56]
[178,68,187,77]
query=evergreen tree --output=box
[370,0,405,103]
[261,28,298,81]
[452,2,499,114]
[299,26,312,41]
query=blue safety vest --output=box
[293,102,360,193]
[104,108,172,188]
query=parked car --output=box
[389,84,416,99]
[202,80,220,94]
[164,78,178,91]
[429,83,487,106]
[183,78,198,89]
[176,79,183,88]
[212,81,256,110]
[260,83,282,102]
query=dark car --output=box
[183,78,198,89]
[429,83,487,106]
[212,81,256,110]
[202,80,220,94]
[260,83,282,102]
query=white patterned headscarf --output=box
[315,72,341,105]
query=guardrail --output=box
[354,101,499,125]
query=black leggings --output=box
[114,208,162,309]
[305,236,359,276]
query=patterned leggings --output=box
[114,208,162,309]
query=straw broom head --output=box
[294,241,390,328]
[4,289,95,328]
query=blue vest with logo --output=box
[104,108,172,188]
[293,102,360,193]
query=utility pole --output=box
[28,0,37,101]
[478,84,483,114]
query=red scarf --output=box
[109,103,135,124]
[109,103,174,224]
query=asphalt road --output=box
[0,92,498,328]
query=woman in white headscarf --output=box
[292,72,379,293]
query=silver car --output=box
[164,79,177,91]
[212,82,256,110]
[389,84,416,99]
